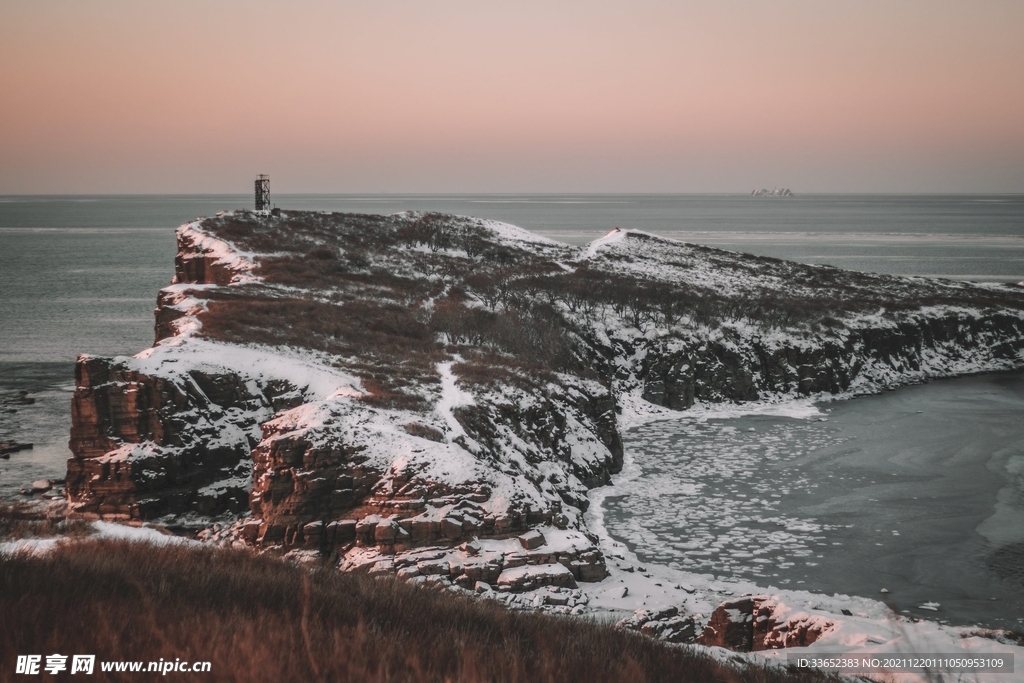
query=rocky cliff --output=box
[66,210,1024,592]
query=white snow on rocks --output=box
[131,338,363,402]
[176,219,259,284]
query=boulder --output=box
[697,598,755,651]
[496,563,577,592]
[616,607,694,643]
[355,515,380,541]
[440,516,463,539]
[517,529,545,550]
[240,519,261,543]
[374,518,400,543]
[752,599,834,650]
[301,520,323,548]
[327,519,357,544]
[697,597,834,652]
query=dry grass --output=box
[0,539,843,683]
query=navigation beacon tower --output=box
[254,174,270,216]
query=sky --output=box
[1,1,1023,194]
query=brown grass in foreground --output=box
[0,539,843,683]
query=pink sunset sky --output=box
[2,1,1022,194]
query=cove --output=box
[604,371,1024,631]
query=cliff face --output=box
[638,312,1024,409]
[66,211,1024,578]
[67,220,297,520]
[66,353,301,520]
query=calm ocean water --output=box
[1,194,1023,629]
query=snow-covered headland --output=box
[58,210,1024,679]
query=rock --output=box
[374,518,400,543]
[416,559,449,576]
[639,621,662,636]
[699,596,835,652]
[258,523,286,545]
[355,515,380,540]
[544,592,569,606]
[462,560,502,584]
[697,598,755,651]
[440,516,463,539]
[616,607,695,644]
[571,559,608,582]
[461,538,483,555]
[474,581,491,594]
[517,529,545,550]
[328,519,357,544]
[409,516,440,543]
[754,602,833,650]
[396,566,420,580]
[880,588,889,594]
[240,519,262,543]
[0,442,33,456]
[660,616,696,643]
[503,552,527,569]
[302,520,324,548]
[31,479,52,493]
[496,563,577,592]
[368,560,394,577]
[65,355,266,520]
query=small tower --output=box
[254,174,270,216]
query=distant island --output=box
[751,187,793,196]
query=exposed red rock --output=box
[697,596,835,652]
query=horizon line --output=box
[2,191,1023,198]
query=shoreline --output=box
[583,371,1024,670]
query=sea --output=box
[2,194,1023,629]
